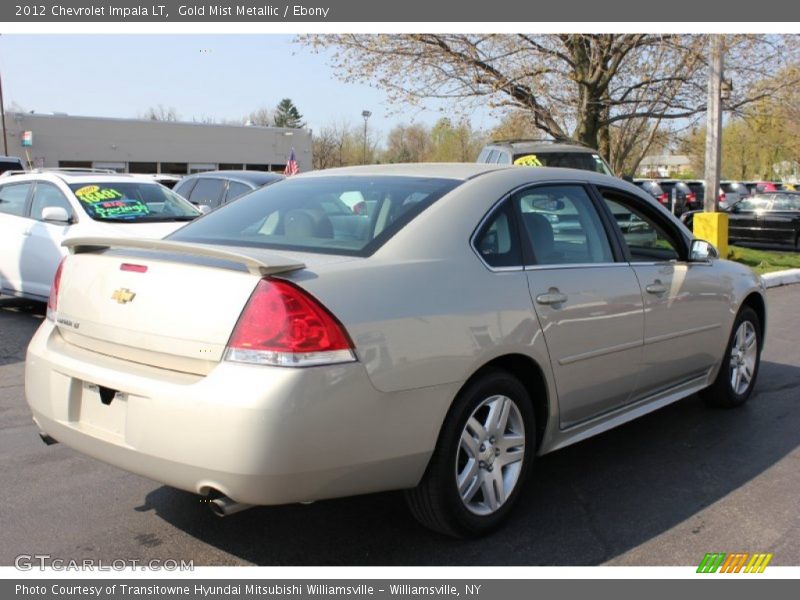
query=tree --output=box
[273,98,305,128]
[382,123,431,163]
[301,34,799,173]
[142,104,178,121]
[679,65,800,181]
[245,106,271,127]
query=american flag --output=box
[284,148,299,176]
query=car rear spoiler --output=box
[62,237,305,276]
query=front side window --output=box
[31,183,73,221]
[68,181,200,222]
[514,185,613,265]
[599,189,682,262]
[169,176,460,256]
[0,182,32,216]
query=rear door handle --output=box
[645,281,667,294]
[536,288,568,305]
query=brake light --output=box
[719,192,726,202]
[658,193,669,204]
[225,278,355,367]
[687,192,696,203]
[46,257,66,322]
[120,263,148,273]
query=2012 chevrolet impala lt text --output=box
[25,164,765,537]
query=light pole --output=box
[361,110,371,164]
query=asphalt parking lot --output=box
[1,286,798,567]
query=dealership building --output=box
[1,112,312,174]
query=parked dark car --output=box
[682,192,800,248]
[633,179,670,206]
[0,156,26,175]
[636,179,689,215]
[477,139,616,176]
[174,170,284,210]
[720,181,750,209]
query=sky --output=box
[0,34,499,138]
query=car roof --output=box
[298,163,509,180]
[0,170,162,185]
[184,170,284,186]
[487,141,597,154]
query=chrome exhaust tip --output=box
[39,432,59,446]
[209,496,254,517]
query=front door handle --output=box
[645,281,667,294]
[536,288,568,305]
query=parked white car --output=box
[0,169,201,301]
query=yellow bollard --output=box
[692,212,729,258]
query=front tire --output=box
[405,369,535,537]
[701,305,762,408]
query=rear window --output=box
[169,175,460,256]
[512,152,613,175]
[68,181,201,222]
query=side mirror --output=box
[690,239,719,262]
[198,205,211,215]
[41,206,72,224]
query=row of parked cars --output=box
[634,178,796,215]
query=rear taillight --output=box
[658,193,669,204]
[719,192,726,202]
[46,257,66,322]
[225,278,355,367]
[687,192,697,203]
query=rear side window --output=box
[225,181,252,203]
[169,176,460,256]
[0,182,32,216]
[473,200,522,268]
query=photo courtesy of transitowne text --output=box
[0,1,799,599]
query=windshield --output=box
[512,152,614,176]
[69,181,201,222]
[168,175,461,256]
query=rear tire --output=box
[701,305,762,408]
[405,369,535,538]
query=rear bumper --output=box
[25,321,453,505]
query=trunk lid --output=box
[53,237,307,375]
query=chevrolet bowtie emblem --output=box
[111,288,136,304]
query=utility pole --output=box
[694,34,729,257]
[704,35,724,212]
[361,110,371,164]
[0,69,8,155]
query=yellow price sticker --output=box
[513,154,543,167]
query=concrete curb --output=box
[761,268,800,289]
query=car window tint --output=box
[474,200,522,268]
[189,178,226,208]
[173,178,196,198]
[169,176,460,256]
[31,182,72,220]
[598,190,681,263]
[0,182,32,217]
[225,181,252,203]
[514,185,613,265]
